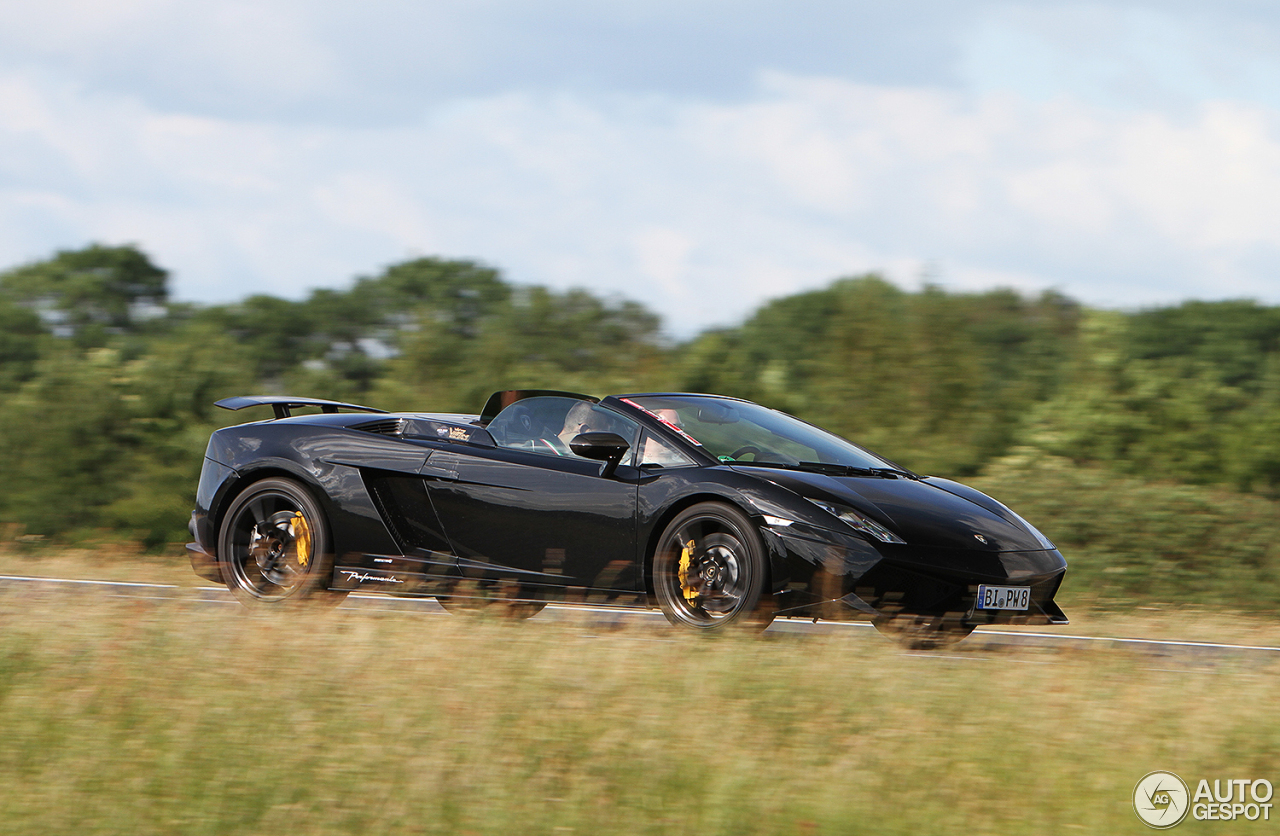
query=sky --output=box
[3,1,1280,336]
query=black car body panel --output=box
[189,391,1068,629]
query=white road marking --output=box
[0,574,179,589]
[972,628,1280,653]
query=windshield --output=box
[623,395,900,472]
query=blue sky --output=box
[2,1,1280,335]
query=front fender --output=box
[636,466,856,597]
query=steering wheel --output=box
[728,445,761,460]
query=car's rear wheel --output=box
[873,614,975,649]
[653,502,774,631]
[217,477,347,606]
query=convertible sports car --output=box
[187,390,1067,645]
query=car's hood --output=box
[730,466,1045,551]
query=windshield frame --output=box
[611,394,907,474]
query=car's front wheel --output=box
[653,502,774,631]
[217,477,347,606]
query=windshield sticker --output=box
[430,422,474,441]
[622,399,704,447]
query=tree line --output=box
[2,243,1278,608]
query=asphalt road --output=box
[3,573,1278,664]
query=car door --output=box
[321,422,458,588]
[424,397,642,593]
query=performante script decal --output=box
[341,570,404,584]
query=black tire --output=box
[653,502,774,631]
[873,614,975,649]
[217,477,348,607]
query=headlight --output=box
[805,499,906,544]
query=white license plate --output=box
[976,584,1031,611]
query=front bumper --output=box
[763,523,1068,626]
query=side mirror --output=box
[570,431,630,478]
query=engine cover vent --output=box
[352,418,405,436]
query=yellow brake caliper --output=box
[290,512,312,567]
[677,539,698,602]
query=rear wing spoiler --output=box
[215,396,388,420]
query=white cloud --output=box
[7,58,1280,335]
[959,5,1280,113]
[630,227,696,302]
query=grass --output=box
[0,576,1277,835]
[0,545,198,586]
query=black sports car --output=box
[188,390,1067,644]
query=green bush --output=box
[969,452,1280,611]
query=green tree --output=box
[675,276,1080,475]
[0,244,168,346]
[1021,303,1280,492]
[188,257,513,396]
[0,324,253,546]
[0,297,46,390]
[374,285,665,412]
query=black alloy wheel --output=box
[217,477,347,606]
[653,502,774,631]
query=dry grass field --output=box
[0,553,1277,835]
